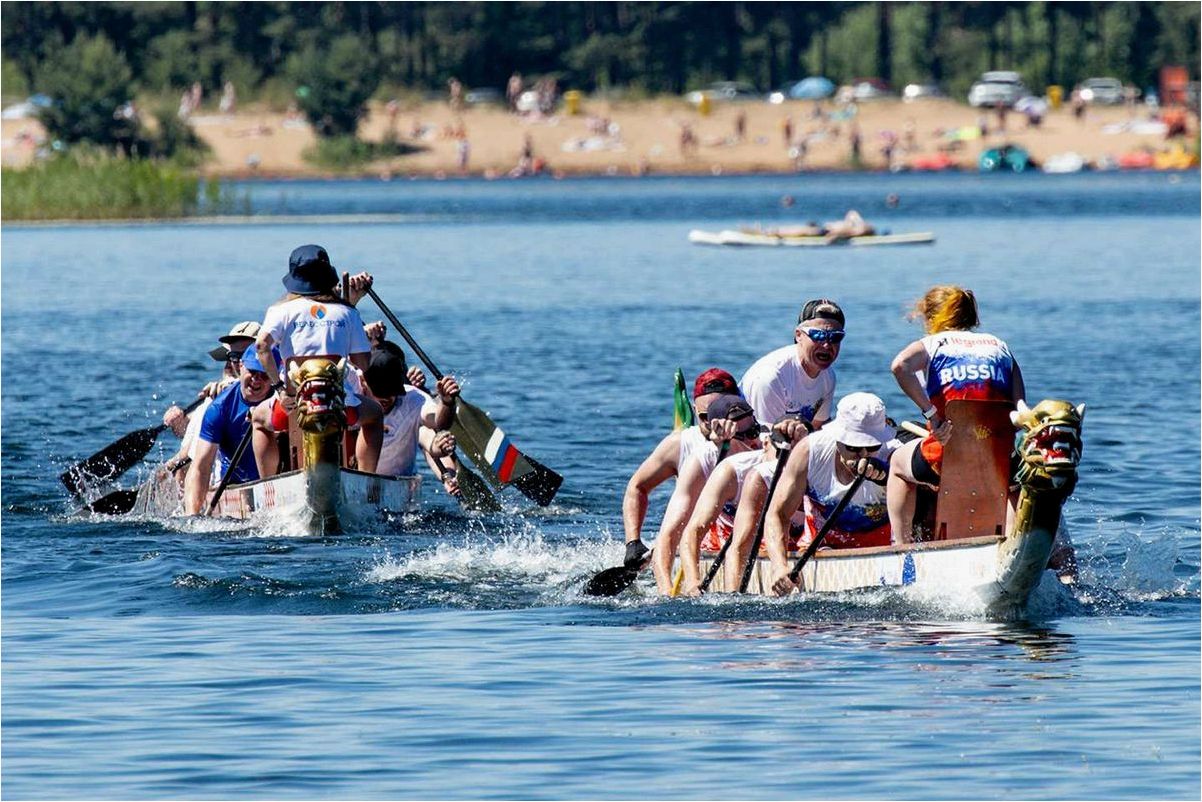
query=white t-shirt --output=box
[739,344,836,426]
[262,297,371,404]
[376,386,440,477]
[677,425,709,472]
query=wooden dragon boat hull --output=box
[688,229,936,247]
[693,524,1057,619]
[130,467,421,532]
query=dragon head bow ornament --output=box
[288,357,348,434]
[1010,399,1085,496]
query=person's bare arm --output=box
[621,432,680,543]
[678,463,738,595]
[765,441,810,596]
[183,440,219,515]
[891,340,933,414]
[255,331,281,388]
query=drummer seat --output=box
[933,399,1014,541]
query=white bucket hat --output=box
[825,392,893,448]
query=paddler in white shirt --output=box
[649,394,764,594]
[739,297,842,432]
[621,368,742,572]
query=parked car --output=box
[767,76,836,104]
[1076,77,1124,105]
[903,82,946,102]
[836,78,894,104]
[968,71,1030,108]
[686,81,760,105]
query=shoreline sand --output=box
[3,96,1196,180]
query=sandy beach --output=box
[2,95,1195,178]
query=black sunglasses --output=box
[734,425,763,441]
[838,442,881,454]
[226,350,245,362]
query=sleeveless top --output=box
[699,449,767,550]
[677,425,709,472]
[921,330,1015,414]
[802,430,891,549]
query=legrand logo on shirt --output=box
[939,362,1007,384]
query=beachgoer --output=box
[884,286,1023,544]
[761,392,894,596]
[456,135,471,173]
[739,298,841,430]
[620,368,741,570]
[507,72,524,112]
[219,81,236,115]
[734,110,747,142]
[651,395,764,594]
[250,245,384,477]
[822,209,875,241]
[182,347,274,515]
[448,77,464,111]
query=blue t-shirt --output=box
[198,382,261,484]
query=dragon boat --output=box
[132,356,420,533]
[688,398,1085,619]
[688,229,935,247]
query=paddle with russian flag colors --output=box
[366,288,563,506]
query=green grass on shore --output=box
[1,153,202,221]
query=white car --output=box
[968,71,1030,108]
[1077,77,1125,105]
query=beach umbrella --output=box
[790,77,835,100]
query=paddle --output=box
[786,469,869,586]
[206,417,254,516]
[61,396,206,496]
[433,456,502,513]
[365,287,562,506]
[583,551,650,597]
[83,457,193,516]
[736,438,794,593]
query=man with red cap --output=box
[620,368,742,571]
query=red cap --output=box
[693,368,739,399]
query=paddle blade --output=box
[451,398,563,505]
[60,426,161,496]
[583,565,641,597]
[454,464,503,513]
[673,368,695,431]
[83,488,139,516]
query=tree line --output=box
[2,1,1198,148]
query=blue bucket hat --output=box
[284,244,339,296]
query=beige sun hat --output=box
[209,321,262,361]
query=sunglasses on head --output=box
[838,442,881,454]
[800,328,846,345]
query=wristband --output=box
[921,406,937,420]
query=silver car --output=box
[968,71,1030,108]
[1077,77,1125,105]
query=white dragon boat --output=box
[688,229,935,247]
[131,356,420,533]
[686,399,1085,618]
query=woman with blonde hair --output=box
[885,285,1024,543]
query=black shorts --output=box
[911,444,941,486]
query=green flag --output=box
[673,368,695,431]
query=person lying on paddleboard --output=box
[740,297,841,433]
[762,392,895,597]
[182,347,275,515]
[250,244,385,477]
[756,211,875,242]
[362,340,463,497]
[621,368,741,572]
[650,395,763,594]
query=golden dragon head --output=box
[287,357,347,434]
[1010,399,1085,495]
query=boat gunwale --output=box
[701,533,1002,562]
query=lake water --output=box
[3,172,1200,799]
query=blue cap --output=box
[241,347,280,375]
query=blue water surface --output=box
[3,172,1200,799]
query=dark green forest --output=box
[3,1,1199,105]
